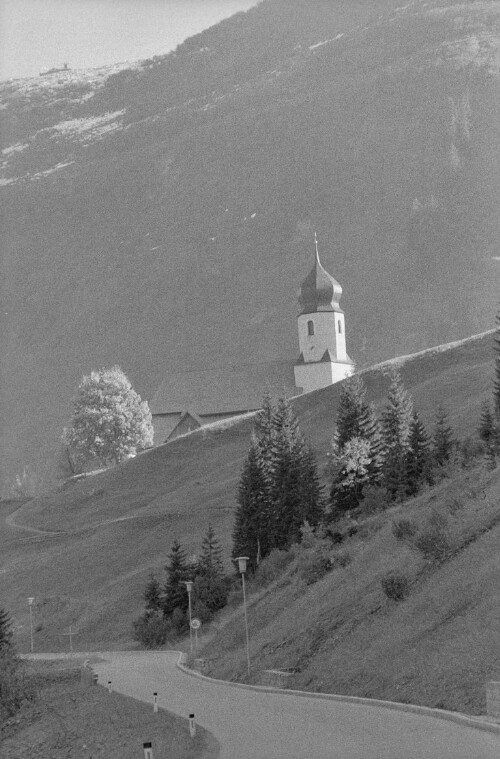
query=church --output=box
[151,235,354,444]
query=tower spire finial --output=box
[314,231,320,263]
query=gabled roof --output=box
[150,360,298,415]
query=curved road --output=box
[93,652,500,759]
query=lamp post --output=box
[27,597,34,653]
[235,557,251,677]
[185,581,194,656]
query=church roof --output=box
[298,234,343,314]
[150,360,298,415]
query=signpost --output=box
[190,617,201,655]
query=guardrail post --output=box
[143,741,153,758]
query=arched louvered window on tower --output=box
[338,320,342,334]
[307,320,315,336]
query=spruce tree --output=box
[162,540,189,618]
[381,367,414,452]
[479,401,495,444]
[144,573,162,613]
[233,433,270,572]
[335,374,370,448]
[432,406,455,467]
[0,608,13,651]
[195,525,228,613]
[406,412,431,496]
[269,398,322,549]
[381,367,414,499]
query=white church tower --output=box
[294,234,354,394]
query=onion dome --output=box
[298,234,343,314]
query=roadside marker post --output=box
[189,713,196,738]
[153,692,158,713]
[108,680,112,693]
[143,741,153,759]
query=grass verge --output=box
[1,659,219,759]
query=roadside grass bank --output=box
[1,659,219,759]
[194,463,500,716]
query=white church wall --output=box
[294,360,352,394]
[297,311,346,362]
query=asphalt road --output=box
[92,651,500,759]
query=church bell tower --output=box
[294,234,354,394]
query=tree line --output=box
[233,308,500,570]
[133,525,229,648]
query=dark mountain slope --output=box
[1,0,500,489]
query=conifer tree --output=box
[381,367,414,499]
[335,374,370,448]
[195,525,228,613]
[406,412,431,496]
[269,398,322,549]
[479,400,495,444]
[0,608,13,651]
[381,367,414,452]
[144,573,162,613]
[162,540,189,618]
[233,433,270,571]
[432,406,455,467]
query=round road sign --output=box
[190,618,201,630]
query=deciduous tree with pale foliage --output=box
[63,366,153,470]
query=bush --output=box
[361,485,388,514]
[413,513,450,561]
[297,552,332,585]
[330,549,352,569]
[0,650,36,722]
[381,572,410,601]
[132,612,171,649]
[252,548,294,588]
[458,437,485,469]
[392,517,417,541]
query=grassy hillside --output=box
[2,0,500,491]
[198,462,500,715]
[0,331,495,664]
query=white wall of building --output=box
[297,311,346,363]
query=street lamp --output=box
[235,557,251,677]
[185,581,194,656]
[27,597,34,653]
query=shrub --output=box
[252,548,294,588]
[458,437,485,469]
[392,517,417,541]
[297,551,331,585]
[361,485,388,514]
[381,572,410,601]
[132,612,170,649]
[413,513,450,561]
[330,549,352,569]
[0,650,36,722]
